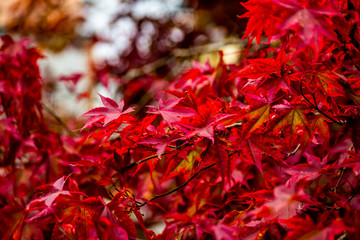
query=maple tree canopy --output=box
[1,0,360,239]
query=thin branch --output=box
[138,162,216,207]
[311,93,317,108]
[336,231,348,240]
[343,177,355,194]
[42,102,76,135]
[291,83,343,125]
[108,190,114,199]
[281,143,301,158]
[347,183,360,204]
[122,39,245,82]
[112,184,121,192]
[122,154,160,171]
[121,142,192,171]
[225,122,242,129]
[333,168,346,193]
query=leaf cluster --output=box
[2,0,360,239]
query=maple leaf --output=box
[237,58,281,79]
[177,112,232,144]
[105,192,138,238]
[147,97,195,127]
[173,61,214,95]
[215,142,231,185]
[284,163,321,185]
[280,216,350,240]
[25,175,85,225]
[199,139,232,184]
[138,137,169,160]
[95,217,129,240]
[211,223,237,240]
[240,93,272,140]
[268,100,311,145]
[159,145,199,184]
[173,97,233,143]
[81,94,135,128]
[239,0,284,44]
[28,175,71,209]
[133,208,156,240]
[246,184,310,221]
[275,0,339,45]
[237,50,295,99]
[241,138,264,174]
[0,197,26,240]
[338,149,360,176]
[309,115,330,144]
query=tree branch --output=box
[122,154,161,171]
[291,83,343,125]
[138,162,216,207]
[332,168,346,193]
[42,102,76,135]
[347,182,360,204]
[122,39,245,82]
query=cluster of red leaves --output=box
[0,36,147,239]
[2,0,360,239]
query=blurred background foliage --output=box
[0,0,247,131]
[0,0,84,50]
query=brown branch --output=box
[122,39,245,82]
[172,39,245,57]
[333,168,346,193]
[281,143,301,158]
[347,183,360,204]
[336,231,348,240]
[121,143,189,171]
[122,154,161,171]
[291,83,343,126]
[138,162,216,207]
[42,102,76,135]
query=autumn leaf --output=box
[2,2,360,240]
[241,102,271,140]
[147,97,195,127]
[268,100,311,145]
[276,0,339,45]
[0,198,26,240]
[239,0,284,44]
[246,184,310,221]
[80,93,135,128]
[243,138,264,174]
[27,175,71,209]
[175,98,233,143]
[280,217,350,240]
[106,193,138,238]
[284,163,321,185]
[236,58,280,79]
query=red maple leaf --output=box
[275,0,339,45]
[147,97,195,127]
[239,0,284,44]
[80,94,135,129]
